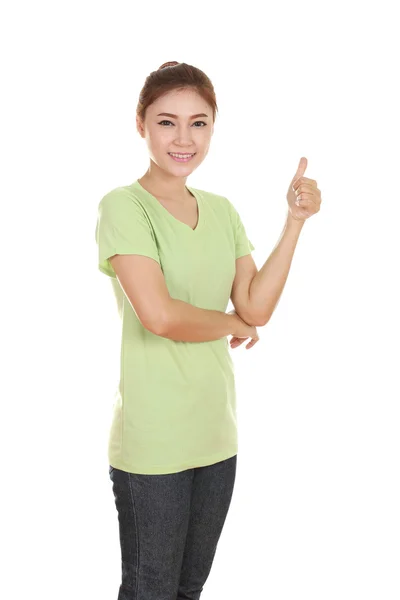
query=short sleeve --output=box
[225,198,255,259]
[95,187,161,278]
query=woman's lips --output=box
[168,153,196,163]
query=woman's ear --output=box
[136,116,145,138]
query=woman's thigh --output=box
[109,464,193,599]
[178,455,237,599]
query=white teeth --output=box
[169,153,193,158]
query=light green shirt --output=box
[95,179,255,474]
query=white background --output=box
[2,1,400,598]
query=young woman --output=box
[95,61,321,599]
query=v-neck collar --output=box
[132,179,203,234]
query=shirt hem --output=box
[109,448,238,475]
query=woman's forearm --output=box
[248,212,305,324]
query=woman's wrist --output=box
[227,310,249,337]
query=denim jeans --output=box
[109,454,237,599]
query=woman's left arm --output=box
[248,157,322,326]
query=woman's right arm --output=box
[109,253,258,343]
[161,298,258,343]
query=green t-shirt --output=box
[95,179,255,474]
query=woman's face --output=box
[137,88,214,177]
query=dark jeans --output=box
[109,454,237,599]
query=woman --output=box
[95,61,321,599]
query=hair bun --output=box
[158,61,180,70]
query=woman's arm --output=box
[248,213,305,325]
[160,298,258,343]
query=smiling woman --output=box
[135,64,217,195]
[95,60,257,598]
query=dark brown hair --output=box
[136,61,218,124]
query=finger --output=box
[245,338,259,349]
[296,192,317,205]
[294,185,318,196]
[291,157,308,185]
[292,176,317,189]
[230,337,246,348]
[293,182,318,195]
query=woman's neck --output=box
[138,175,193,204]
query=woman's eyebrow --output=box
[156,112,209,119]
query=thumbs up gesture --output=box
[286,157,321,222]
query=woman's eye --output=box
[158,120,207,127]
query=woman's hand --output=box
[228,310,260,350]
[286,157,322,222]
